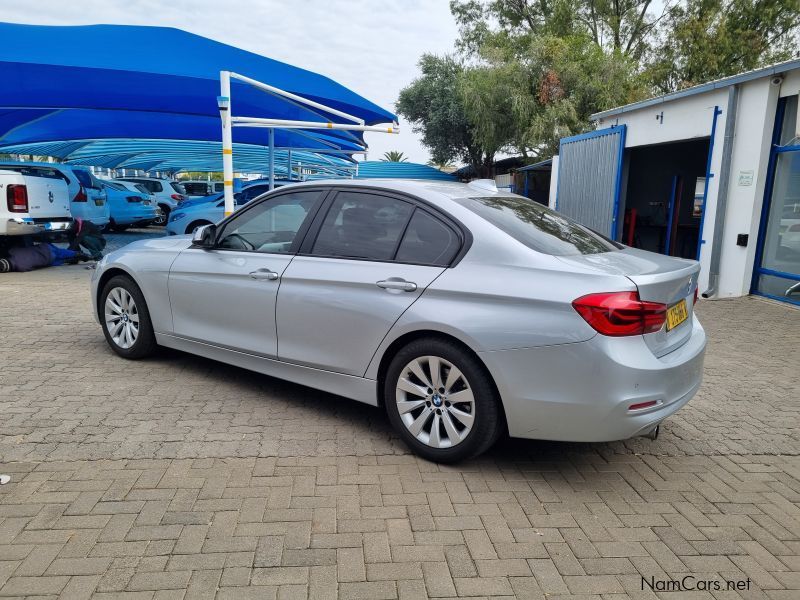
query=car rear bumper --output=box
[480,316,706,442]
[1,217,73,236]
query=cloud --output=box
[1,0,459,163]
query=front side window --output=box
[216,190,321,253]
[312,192,414,261]
[457,195,620,256]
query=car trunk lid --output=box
[558,247,699,357]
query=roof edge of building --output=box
[591,58,800,121]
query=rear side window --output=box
[170,182,186,195]
[312,192,413,261]
[72,169,94,188]
[395,210,460,266]
[457,196,620,256]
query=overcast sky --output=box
[0,0,460,164]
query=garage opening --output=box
[621,138,710,259]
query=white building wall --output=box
[593,73,796,299]
[716,78,781,297]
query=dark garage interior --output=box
[621,139,710,259]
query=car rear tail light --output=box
[126,196,142,203]
[171,194,185,202]
[74,185,88,202]
[693,286,699,305]
[572,291,666,336]
[6,184,28,213]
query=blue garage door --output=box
[556,126,626,239]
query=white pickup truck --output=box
[0,165,72,237]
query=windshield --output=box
[457,196,620,256]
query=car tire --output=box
[384,338,502,463]
[185,220,213,235]
[154,206,170,226]
[100,275,158,359]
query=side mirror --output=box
[192,223,217,248]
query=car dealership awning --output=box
[0,22,396,164]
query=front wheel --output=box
[384,338,502,463]
[100,275,157,359]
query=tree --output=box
[427,159,456,170]
[647,0,800,92]
[397,54,498,176]
[381,151,408,162]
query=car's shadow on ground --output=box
[149,345,635,464]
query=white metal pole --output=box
[268,128,275,190]
[220,71,235,217]
[287,148,292,181]
[229,72,365,125]
[230,116,398,134]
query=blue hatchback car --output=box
[166,182,288,235]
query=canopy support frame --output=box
[220,70,397,216]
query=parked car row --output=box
[166,181,289,235]
[0,162,192,239]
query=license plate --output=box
[666,299,688,331]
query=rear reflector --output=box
[6,184,28,213]
[171,194,185,202]
[629,400,658,411]
[572,291,666,336]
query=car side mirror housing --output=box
[192,224,217,248]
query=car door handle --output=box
[376,279,417,292]
[249,268,279,281]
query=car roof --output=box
[285,178,508,202]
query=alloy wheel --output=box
[395,355,475,448]
[104,287,140,349]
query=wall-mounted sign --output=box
[738,170,754,186]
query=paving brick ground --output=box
[1,230,798,598]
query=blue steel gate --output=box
[556,126,626,240]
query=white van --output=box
[0,166,72,237]
[0,162,110,228]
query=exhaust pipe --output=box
[641,425,660,440]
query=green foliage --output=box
[647,0,800,93]
[402,0,799,170]
[396,54,494,173]
[381,151,408,162]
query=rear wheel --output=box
[100,275,157,359]
[384,338,501,463]
[154,206,170,226]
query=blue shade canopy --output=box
[0,139,356,175]
[354,161,455,180]
[0,22,396,153]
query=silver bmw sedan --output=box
[91,179,705,462]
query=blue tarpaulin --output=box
[0,23,396,156]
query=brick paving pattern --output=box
[1,241,798,598]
